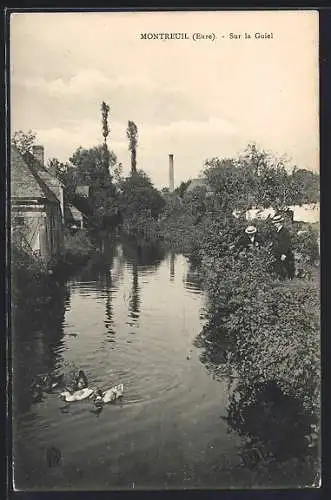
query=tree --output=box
[204,157,253,214]
[12,130,37,154]
[47,158,77,196]
[203,144,307,214]
[101,101,111,174]
[69,145,119,229]
[290,168,319,205]
[183,185,208,217]
[175,180,192,198]
[101,101,110,145]
[113,162,124,185]
[119,170,165,221]
[126,121,138,173]
[69,146,117,185]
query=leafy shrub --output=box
[291,225,320,265]
[11,245,55,315]
[198,223,320,467]
[60,228,96,266]
[122,209,160,243]
[159,211,199,255]
[225,276,320,417]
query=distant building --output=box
[288,202,320,224]
[11,145,64,264]
[66,205,86,230]
[244,203,320,224]
[185,178,213,196]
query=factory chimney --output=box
[169,154,174,192]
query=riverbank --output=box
[11,229,98,318]
[159,209,320,485]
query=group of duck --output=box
[31,370,124,408]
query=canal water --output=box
[12,243,259,489]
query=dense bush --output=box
[199,237,320,472]
[122,209,160,243]
[12,230,98,326]
[291,224,320,265]
[159,211,203,256]
[225,268,320,417]
[11,245,55,315]
[118,171,165,243]
[60,228,97,267]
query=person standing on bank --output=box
[237,225,262,253]
[271,214,295,279]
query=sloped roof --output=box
[69,205,84,219]
[24,150,63,202]
[11,145,59,203]
[11,146,45,198]
[186,178,209,193]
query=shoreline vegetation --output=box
[12,125,320,486]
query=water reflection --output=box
[12,282,69,416]
[121,236,166,268]
[128,262,140,326]
[196,321,319,485]
[170,252,175,282]
[14,240,263,490]
[226,379,319,486]
[184,262,204,292]
[104,267,115,335]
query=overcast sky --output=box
[11,10,318,188]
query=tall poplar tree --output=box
[101,101,111,175]
[126,121,138,174]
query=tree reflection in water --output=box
[196,329,319,486]
[121,238,166,327]
[121,236,166,269]
[170,252,175,282]
[128,262,140,325]
[12,282,70,416]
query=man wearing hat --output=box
[271,213,295,279]
[237,225,262,252]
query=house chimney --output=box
[32,145,45,165]
[169,154,174,192]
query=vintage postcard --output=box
[10,10,320,490]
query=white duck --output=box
[94,384,124,405]
[60,387,94,402]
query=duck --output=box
[60,387,94,402]
[94,384,124,406]
[69,370,88,392]
[40,374,64,393]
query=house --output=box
[186,178,207,193]
[11,145,64,264]
[244,203,320,224]
[64,184,90,229]
[288,202,320,224]
[66,204,86,230]
[185,178,213,196]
